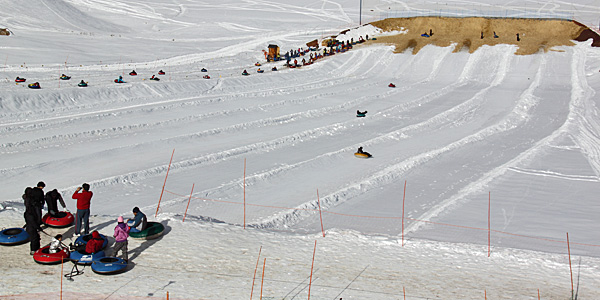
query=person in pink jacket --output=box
[112,216,130,262]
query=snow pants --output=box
[113,240,128,261]
[76,208,90,235]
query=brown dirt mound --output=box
[369,17,590,55]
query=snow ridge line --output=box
[508,167,599,182]
[569,46,600,178]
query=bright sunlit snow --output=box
[1,0,600,299]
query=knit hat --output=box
[118,216,124,223]
[92,231,100,239]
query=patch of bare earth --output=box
[369,17,589,55]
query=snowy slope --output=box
[1,0,600,299]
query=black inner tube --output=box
[99,257,120,263]
[2,228,23,236]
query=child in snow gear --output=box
[15,76,26,82]
[150,75,160,81]
[128,207,147,232]
[72,183,93,235]
[203,75,210,79]
[28,82,41,89]
[201,68,207,72]
[49,234,64,253]
[78,80,87,87]
[242,70,249,76]
[60,74,71,80]
[112,216,130,262]
[271,67,277,71]
[129,70,137,76]
[45,189,67,217]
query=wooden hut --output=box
[267,44,279,61]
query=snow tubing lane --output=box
[354,152,372,158]
[33,246,70,265]
[70,250,106,265]
[0,228,29,246]
[42,211,74,228]
[91,257,128,275]
[129,222,165,240]
[74,233,109,249]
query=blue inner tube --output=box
[0,228,29,246]
[91,257,128,275]
[70,250,106,265]
[74,233,108,249]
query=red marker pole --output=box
[308,240,317,300]
[156,149,175,218]
[402,180,406,246]
[567,232,574,298]
[244,158,246,229]
[250,246,262,300]
[488,191,491,257]
[317,189,325,237]
[183,183,194,222]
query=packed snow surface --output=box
[1,0,600,299]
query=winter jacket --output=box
[31,187,45,223]
[72,190,93,210]
[49,238,62,253]
[86,231,104,254]
[31,187,45,209]
[45,189,66,214]
[113,223,130,243]
[131,211,147,231]
[23,194,41,229]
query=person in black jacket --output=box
[45,189,67,217]
[30,181,45,226]
[23,187,41,255]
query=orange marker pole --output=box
[260,258,266,300]
[402,180,406,247]
[244,158,246,229]
[60,257,64,300]
[538,288,540,300]
[567,232,573,297]
[250,246,262,300]
[488,191,491,257]
[183,183,194,222]
[317,189,325,237]
[156,149,175,218]
[308,240,317,300]
[403,286,405,300]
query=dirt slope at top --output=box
[370,17,588,55]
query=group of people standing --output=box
[22,181,72,255]
[22,181,147,263]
